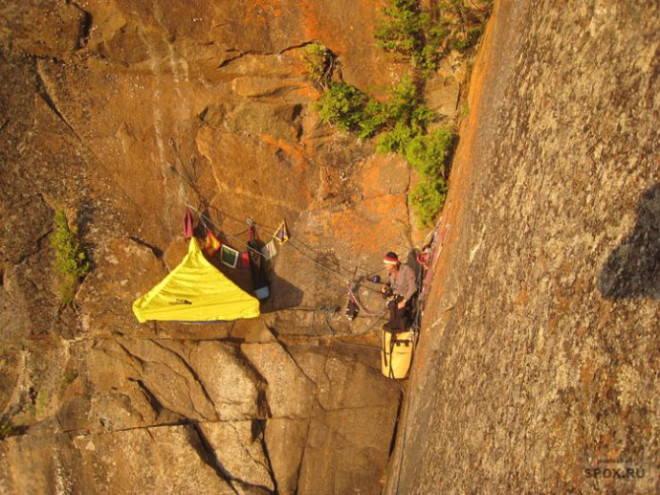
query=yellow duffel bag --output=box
[381,328,414,379]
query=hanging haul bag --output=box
[381,328,414,379]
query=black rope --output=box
[186,203,389,291]
[186,204,267,259]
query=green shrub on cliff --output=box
[315,82,386,138]
[383,75,432,135]
[380,126,455,227]
[309,0,489,227]
[376,0,489,72]
[0,418,15,440]
[375,75,433,154]
[315,76,455,227]
[411,178,448,227]
[375,0,429,68]
[405,126,455,178]
[51,209,90,305]
[303,43,335,88]
[317,76,432,144]
[406,127,455,226]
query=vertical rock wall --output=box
[391,0,660,493]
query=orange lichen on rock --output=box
[245,0,284,26]
[260,134,307,172]
[328,195,407,254]
[300,0,322,42]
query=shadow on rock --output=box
[260,273,304,313]
[598,183,660,299]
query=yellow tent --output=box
[132,238,260,323]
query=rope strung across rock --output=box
[186,203,263,258]
[184,204,387,292]
[346,284,386,317]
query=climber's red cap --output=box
[383,252,399,265]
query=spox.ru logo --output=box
[584,458,645,481]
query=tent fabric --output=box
[132,238,260,323]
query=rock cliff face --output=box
[8,0,656,494]
[0,1,449,493]
[389,0,660,493]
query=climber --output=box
[381,251,417,331]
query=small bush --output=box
[376,0,449,71]
[51,209,90,305]
[404,126,455,226]
[405,126,455,178]
[316,76,432,146]
[375,0,427,64]
[0,418,15,440]
[61,369,78,388]
[360,99,390,137]
[377,0,490,72]
[376,121,415,155]
[410,179,448,227]
[376,76,432,155]
[315,82,386,138]
[383,75,432,132]
[303,43,335,88]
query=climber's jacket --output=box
[385,264,417,303]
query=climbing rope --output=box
[313,306,341,334]
[186,204,263,258]
[346,284,386,317]
[165,139,394,337]
[181,202,455,342]
[185,204,387,289]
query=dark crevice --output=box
[251,418,265,443]
[147,340,219,414]
[34,71,81,141]
[61,417,280,436]
[262,333,329,415]
[388,390,405,456]
[128,378,163,414]
[217,51,249,69]
[188,422,240,493]
[278,41,332,56]
[62,420,189,436]
[69,1,93,49]
[116,342,146,367]
[292,420,313,495]
[266,331,317,388]
[215,47,311,69]
[216,41,316,69]
[256,419,280,494]
[128,236,164,258]
[188,422,274,494]
[233,346,272,419]
[220,336,246,345]
[198,106,209,122]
